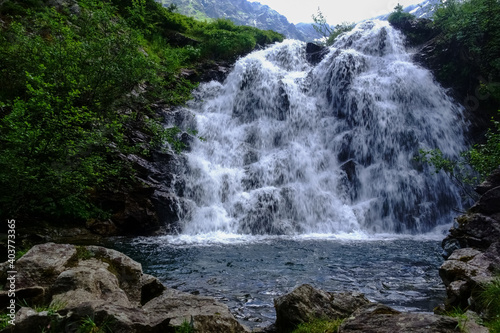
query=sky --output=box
[247,0,424,25]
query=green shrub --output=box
[481,277,500,332]
[388,3,415,26]
[292,318,343,333]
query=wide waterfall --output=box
[172,20,467,236]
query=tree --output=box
[312,8,333,39]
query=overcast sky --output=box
[247,0,424,25]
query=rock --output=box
[86,219,118,236]
[475,167,500,195]
[143,288,250,333]
[141,274,166,305]
[340,303,460,333]
[439,246,499,310]
[442,213,500,253]
[439,167,500,313]
[50,258,133,309]
[470,186,500,216]
[305,43,329,65]
[389,17,436,46]
[1,243,245,333]
[274,284,369,333]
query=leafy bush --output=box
[189,18,283,60]
[0,0,193,222]
[388,3,415,26]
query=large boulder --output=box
[340,303,462,333]
[272,285,488,333]
[0,243,248,333]
[273,284,370,333]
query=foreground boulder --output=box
[0,243,249,333]
[274,284,369,333]
[440,168,500,312]
[273,284,489,333]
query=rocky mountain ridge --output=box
[158,0,308,40]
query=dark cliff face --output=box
[160,0,306,40]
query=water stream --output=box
[173,20,466,236]
[119,20,469,329]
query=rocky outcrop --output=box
[440,167,500,313]
[305,43,329,65]
[0,243,249,333]
[274,284,370,332]
[389,17,437,47]
[272,284,488,333]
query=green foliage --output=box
[431,0,500,92]
[175,319,195,333]
[0,0,282,226]
[76,246,95,260]
[0,0,194,223]
[467,115,500,179]
[78,315,112,333]
[0,313,10,330]
[312,8,333,39]
[417,111,500,193]
[312,9,354,46]
[0,3,149,221]
[326,22,355,46]
[189,18,283,61]
[388,3,415,26]
[292,318,343,333]
[480,276,500,332]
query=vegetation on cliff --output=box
[0,0,282,227]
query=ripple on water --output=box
[110,235,446,330]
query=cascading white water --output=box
[173,20,467,236]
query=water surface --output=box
[112,235,446,329]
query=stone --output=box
[86,245,143,306]
[13,243,77,290]
[475,167,500,195]
[50,258,132,309]
[439,167,500,313]
[340,303,460,333]
[141,274,166,305]
[1,243,246,333]
[470,186,500,216]
[274,284,369,333]
[305,43,329,65]
[143,288,250,333]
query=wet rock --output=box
[274,284,370,333]
[305,43,329,65]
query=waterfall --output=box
[172,20,467,236]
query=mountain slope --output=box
[158,0,306,40]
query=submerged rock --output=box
[0,243,249,333]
